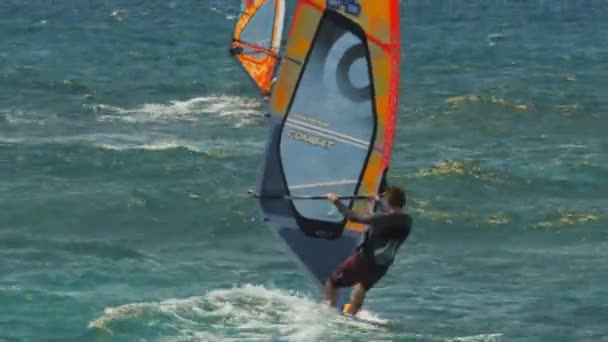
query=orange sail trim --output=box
[231,0,285,96]
[383,0,401,168]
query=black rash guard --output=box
[332,199,412,266]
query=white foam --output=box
[96,138,263,157]
[2,109,50,126]
[88,284,390,341]
[0,135,22,145]
[0,130,263,156]
[110,9,128,21]
[96,140,203,153]
[355,309,389,325]
[92,95,266,127]
[447,333,504,342]
[209,5,229,16]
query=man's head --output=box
[385,186,406,208]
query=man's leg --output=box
[326,253,359,308]
[344,283,366,315]
[325,279,338,307]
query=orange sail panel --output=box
[231,0,285,95]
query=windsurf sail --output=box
[253,0,401,310]
[230,0,286,96]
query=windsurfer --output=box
[323,186,412,315]
[229,39,243,56]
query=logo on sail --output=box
[287,129,335,149]
[327,0,361,16]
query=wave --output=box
[443,93,603,119]
[408,198,513,227]
[407,198,602,230]
[534,208,603,229]
[1,94,269,164]
[445,94,531,112]
[90,95,267,127]
[95,137,263,158]
[87,284,394,341]
[412,157,606,191]
[0,133,264,158]
[0,235,151,261]
[406,159,605,228]
[97,138,264,159]
[96,140,203,153]
[414,160,487,179]
[86,284,506,342]
[3,95,268,146]
[447,334,503,342]
[0,284,80,304]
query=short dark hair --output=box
[386,186,406,208]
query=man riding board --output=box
[324,185,413,315]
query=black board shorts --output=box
[329,252,389,290]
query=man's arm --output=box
[331,199,374,224]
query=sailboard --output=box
[342,307,391,328]
[253,0,401,312]
[230,0,286,96]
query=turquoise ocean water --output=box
[1,1,607,341]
